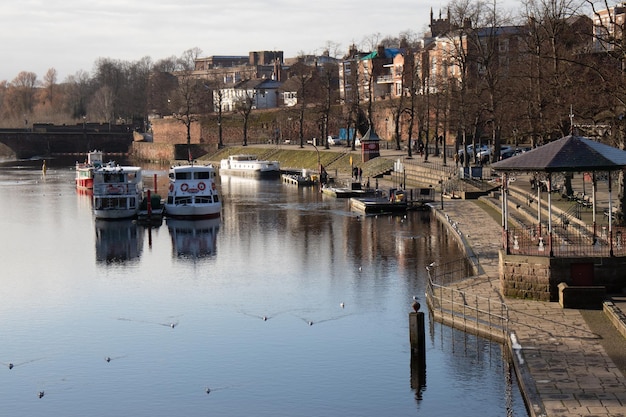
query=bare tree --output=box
[7,71,38,122]
[288,62,317,148]
[41,68,57,106]
[170,48,204,159]
[235,87,255,147]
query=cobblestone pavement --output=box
[368,148,626,416]
[436,198,626,417]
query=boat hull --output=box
[219,168,280,179]
[93,208,140,220]
[164,204,221,219]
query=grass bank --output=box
[200,145,395,180]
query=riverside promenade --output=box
[433,198,626,417]
[212,142,626,415]
[375,148,626,417]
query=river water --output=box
[0,158,527,417]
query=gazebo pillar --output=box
[592,172,597,239]
[609,171,614,256]
[502,172,509,254]
[548,174,553,257]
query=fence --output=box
[506,225,626,257]
[425,258,509,343]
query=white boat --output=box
[164,164,221,219]
[219,154,280,179]
[92,162,144,220]
[75,150,103,190]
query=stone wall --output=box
[501,252,626,301]
[500,253,553,301]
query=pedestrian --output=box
[454,152,459,168]
[358,167,363,183]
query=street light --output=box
[311,143,322,190]
[439,178,444,210]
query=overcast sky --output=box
[2,0,520,83]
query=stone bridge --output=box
[0,124,137,159]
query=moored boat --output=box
[164,163,221,219]
[92,162,143,220]
[219,154,280,179]
[75,150,103,190]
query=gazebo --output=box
[490,135,626,300]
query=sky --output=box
[0,0,430,82]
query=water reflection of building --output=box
[167,218,220,259]
[95,219,143,263]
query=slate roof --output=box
[491,135,626,172]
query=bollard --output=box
[409,308,426,393]
[409,310,425,357]
[146,189,152,216]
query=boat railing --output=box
[93,182,139,195]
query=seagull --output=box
[413,296,419,302]
[340,302,345,309]
[38,391,45,399]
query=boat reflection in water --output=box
[167,218,220,259]
[95,219,143,263]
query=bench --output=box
[558,282,606,309]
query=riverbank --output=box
[200,144,626,417]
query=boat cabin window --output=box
[195,196,213,204]
[174,172,192,180]
[194,171,212,180]
[104,173,125,183]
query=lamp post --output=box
[439,178,444,210]
[312,143,322,191]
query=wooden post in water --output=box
[409,309,425,356]
[409,303,426,392]
[146,189,152,217]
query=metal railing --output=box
[425,259,509,343]
[506,225,626,257]
[426,277,510,343]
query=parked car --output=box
[457,144,488,163]
[499,147,517,160]
[328,136,346,146]
[477,145,512,164]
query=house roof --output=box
[234,79,281,90]
[361,48,403,60]
[491,135,626,172]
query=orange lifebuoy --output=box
[211,182,216,190]
[198,181,206,191]
[180,183,188,192]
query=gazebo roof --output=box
[491,135,626,172]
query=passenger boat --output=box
[219,154,280,179]
[75,150,103,190]
[92,162,144,220]
[164,164,221,219]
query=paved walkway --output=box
[371,149,626,416]
[243,144,626,416]
[438,199,626,417]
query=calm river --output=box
[0,158,527,417]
